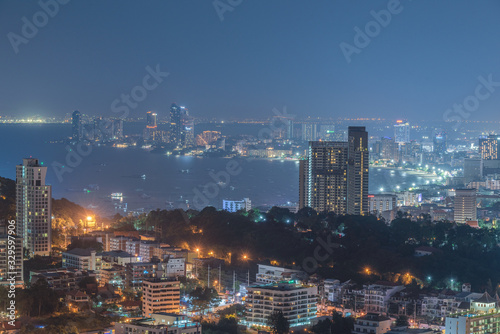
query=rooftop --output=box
[64,248,96,256]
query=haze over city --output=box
[2,1,500,334]
[1,0,500,120]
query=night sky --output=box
[1,0,499,121]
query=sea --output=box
[0,123,433,216]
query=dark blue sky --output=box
[1,0,499,121]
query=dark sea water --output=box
[0,123,431,216]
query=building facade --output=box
[479,135,499,160]
[299,141,349,213]
[394,121,410,144]
[347,126,369,215]
[62,248,102,272]
[222,198,251,212]
[445,292,500,334]
[16,158,52,256]
[142,278,181,317]
[245,282,318,328]
[454,189,477,223]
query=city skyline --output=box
[2,2,500,333]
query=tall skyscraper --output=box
[16,158,52,257]
[145,111,158,141]
[433,130,447,156]
[454,189,477,223]
[299,126,369,215]
[479,135,499,160]
[169,103,182,147]
[181,111,195,149]
[146,111,157,129]
[347,126,369,215]
[72,110,81,141]
[299,141,349,214]
[394,120,410,144]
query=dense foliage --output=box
[148,206,500,291]
[0,176,16,221]
[267,310,289,334]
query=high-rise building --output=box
[169,104,194,149]
[142,278,180,317]
[286,118,294,139]
[181,111,195,149]
[169,103,182,147]
[145,111,158,141]
[72,110,81,141]
[379,137,398,162]
[113,119,124,139]
[299,126,369,215]
[299,141,349,214]
[463,158,483,183]
[454,188,477,223]
[433,130,447,156]
[302,123,318,142]
[347,126,369,215]
[146,111,157,129]
[479,135,499,160]
[16,158,52,256]
[394,120,410,144]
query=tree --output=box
[330,312,354,334]
[311,319,332,334]
[396,315,409,327]
[190,287,220,314]
[267,310,289,334]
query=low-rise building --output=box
[369,194,397,214]
[30,268,95,291]
[99,250,138,266]
[256,264,307,284]
[115,313,201,334]
[353,313,392,334]
[62,248,102,271]
[222,198,252,212]
[364,282,405,314]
